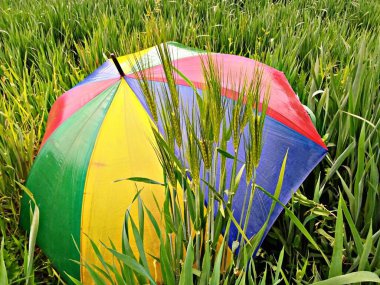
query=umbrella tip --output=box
[110,53,125,77]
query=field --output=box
[1,0,379,284]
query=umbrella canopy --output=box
[21,42,327,283]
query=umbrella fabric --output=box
[21,42,327,283]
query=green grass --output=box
[0,0,379,283]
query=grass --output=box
[0,0,379,283]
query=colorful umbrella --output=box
[21,42,327,283]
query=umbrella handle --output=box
[110,53,125,77]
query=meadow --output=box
[0,0,379,284]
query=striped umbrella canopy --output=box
[21,42,327,283]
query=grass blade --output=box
[106,247,157,285]
[274,246,285,283]
[25,204,39,285]
[114,177,165,186]
[329,195,343,278]
[0,237,8,285]
[179,239,194,285]
[199,242,211,284]
[312,271,380,285]
[358,224,372,271]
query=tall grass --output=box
[0,0,379,283]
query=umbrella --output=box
[21,42,327,283]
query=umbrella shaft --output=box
[110,53,125,77]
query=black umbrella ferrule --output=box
[110,53,125,77]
